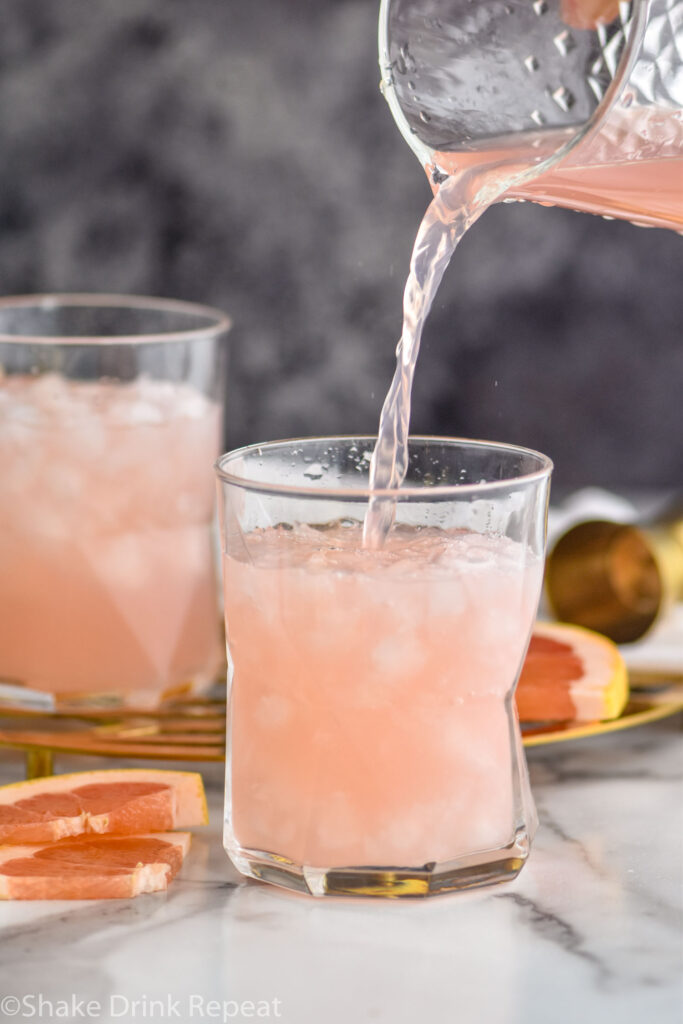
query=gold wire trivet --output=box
[0,690,227,779]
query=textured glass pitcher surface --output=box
[380,0,683,228]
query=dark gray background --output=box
[1,0,681,491]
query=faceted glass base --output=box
[225,828,531,898]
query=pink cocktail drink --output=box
[0,295,230,708]
[0,376,221,703]
[225,524,542,869]
[217,437,552,896]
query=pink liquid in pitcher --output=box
[508,156,683,230]
[0,374,222,705]
[435,107,683,231]
[224,522,542,868]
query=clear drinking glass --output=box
[216,436,552,897]
[0,294,230,710]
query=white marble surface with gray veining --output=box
[1,717,681,1024]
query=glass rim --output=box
[215,435,553,500]
[0,293,232,345]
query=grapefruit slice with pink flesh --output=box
[0,832,191,900]
[517,621,629,724]
[0,769,207,845]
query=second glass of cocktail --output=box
[0,294,230,711]
[217,436,551,897]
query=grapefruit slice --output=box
[516,622,628,724]
[0,832,191,900]
[0,769,207,845]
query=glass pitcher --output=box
[379,0,682,229]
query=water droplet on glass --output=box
[399,42,417,73]
[419,110,431,124]
[524,55,540,73]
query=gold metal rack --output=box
[0,692,227,778]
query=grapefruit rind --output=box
[0,832,192,900]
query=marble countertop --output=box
[1,716,681,1024]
